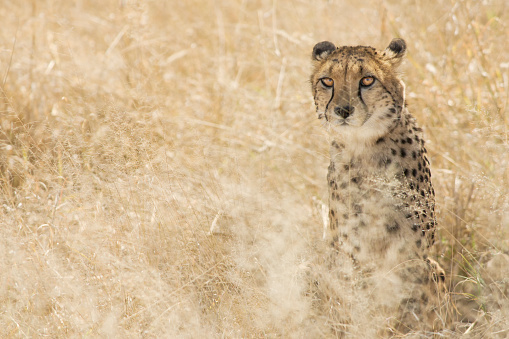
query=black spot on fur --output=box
[376,137,385,144]
[400,149,407,157]
[353,204,363,215]
[412,169,417,177]
[330,218,337,230]
[391,148,397,156]
[386,222,400,233]
[330,236,338,247]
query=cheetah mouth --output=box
[332,118,350,126]
[324,114,357,128]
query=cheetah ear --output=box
[383,38,406,67]
[312,41,337,61]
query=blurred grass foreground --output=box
[0,0,508,337]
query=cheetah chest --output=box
[327,135,436,268]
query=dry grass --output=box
[1,0,508,337]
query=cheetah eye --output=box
[320,77,334,88]
[360,76,375,87]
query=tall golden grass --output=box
[1,0,508,337]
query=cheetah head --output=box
[311,39,407,144]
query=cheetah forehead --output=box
[315,46,390,79]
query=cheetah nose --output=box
[334,105,354,119]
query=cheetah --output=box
[310,39,447,335]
